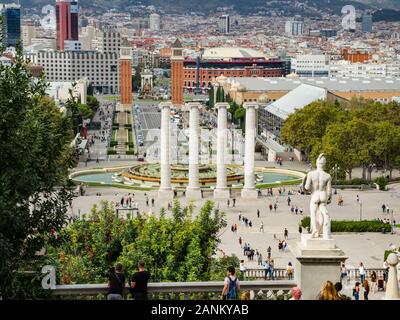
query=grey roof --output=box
[266,84,327,120]
[229,77,400,92]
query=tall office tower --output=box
[0,3,21,48]
[120,47,133,106]
[56,0,79,51]
[70,1,79,40]
[219,15,230,34]
[171,38,184,106]
[149,13,161,31]
[285,20,304,36]
[22,25,36,47]
[362,15,373,33]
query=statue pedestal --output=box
[292,234,348,300]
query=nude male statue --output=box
[302,154,332,239]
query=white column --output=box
[385,253,400,300]
[186,102,202,200]
[158,102,174,200]
[241,102,259,199]
[214,102,230,199]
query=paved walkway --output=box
[69,183,400,270]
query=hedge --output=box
[107,149,117,155]
[333,178,369,185]
[300,217,391,233]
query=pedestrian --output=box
[96,157,99,163]
[340,262,347,284]
[284,228,288,239]
[267,246,271,259]
[260,222,264,233]
[239,260,246,280]
[269,203,273,212]
[298,225,302,234]
[274,203,277,212]
[268,259,275,280]
[287,262,294,280]
[151,198,154,207]
[222,267,240,300]
[146,197,149,206]
[107,263,125,300]
[382,204,386,213]
[363,280,370,300]
[249,221,252,228]
[233,198,236,207]
[359,262,366,284]
[356,194,359,203]
[353,282,360,300]
[299,207,303,215]
[258,253,263,266]
[238,236,242,247]
[295,206,298,215]
[227,199,230,207]
[289,287,302,300]
[287,196,291,206]
[291,206,294,214]
[318,281,338,300]
[370,271,377,294]
[130,260,150,300]
[335,282,351,300]
[238,212,242,221]
[257,209,260,218]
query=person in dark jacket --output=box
[107,263,126,300]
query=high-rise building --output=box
[171,38,184,106]
[120,47,133,106]
[149,13,161,31]
[96,29,121,54]
[362,15,373,33]
[56,0,79,51]
[22,25,36,47]
[285,20,303,36]
[218,15,230,34]
[0,3,21,48]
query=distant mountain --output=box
[354,0,400,10]
[10,0,400,18]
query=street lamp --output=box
[231,122,235,163]
[359,200,363,221]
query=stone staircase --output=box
[111,105,133,155]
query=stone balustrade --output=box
[243,268,387,281]
[46,280,296,300]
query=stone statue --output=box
[302,153,332,239]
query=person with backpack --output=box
[107,263,126,300]
[287,262,294,280]
[222,266,240,300]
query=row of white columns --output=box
[158,101,259,200]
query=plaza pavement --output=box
[70,181,400,270]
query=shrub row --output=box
[333,178,369,185]
[300,216,391,232]
[107,149,117,155]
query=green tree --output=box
[0,48,75,298]
[281,101,347,159]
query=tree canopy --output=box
[281,99,400,180]
[0,49,76,298]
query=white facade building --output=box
[285,20,304,36]
[291,54,330,77]
[36,50,119,94]
[219,15,230,34]
[149,13,161,31]
[330,60,400,78]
